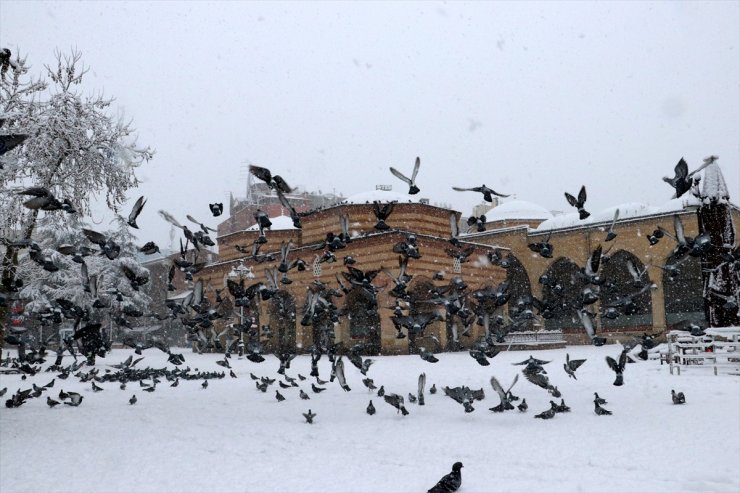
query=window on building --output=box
[663,253,704,328]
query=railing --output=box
[493,330,565,347]
[666,328,740,376]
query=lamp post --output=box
[228,260,255,356]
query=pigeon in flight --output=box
[209,203,223,217]
[249,164,293,193]
[605,348,628,386]
[663,157,711,199]
[127,196,146,229]
[372,201,395,231]
[605,208,620,241]
[0,133,27,158]
[452,184,509,203]
[383,393,409,415]
[427,462,463,493]
[528,231,554,258]
[564,185,590,220]
[563,353,586,379]
[671,389,686,405]
[389,156,421,195]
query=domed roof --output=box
[340,189,423,205]
[485,200,554,221]
[246,214,298,231]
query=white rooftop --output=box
[535,195,702,231]
[340,189,423,205]
[246,214,298,231]
[485,200,554,221]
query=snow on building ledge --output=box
[245,214,298,231]
[535,195,702,232]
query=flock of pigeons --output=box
[0,137,732,492]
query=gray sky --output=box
[2,1,738,250]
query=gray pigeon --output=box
[427,462,463,493]
[671,389,686,405]
[366,400,376,415]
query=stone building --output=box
[465,193,739,344]
[196,162,738,353]
[196,189,510,355]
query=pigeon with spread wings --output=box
[452,184,509,203]
[389,156,421,195]
[249,164,293,193]
[564,185,590,220]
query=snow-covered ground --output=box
[1,344,738,493]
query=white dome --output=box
[340,189,422,205]
[246,214,298,231]
[486,200,554,221]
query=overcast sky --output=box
[2,1,738,251]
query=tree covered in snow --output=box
[697,159,739,327]
[16,212,152,332]
[1,48,152,294]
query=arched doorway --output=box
[406,276,444,354]
[269,290,296,352]
[345,286,381,354]
[541,257,585,332]
[504,254,534,331]
[599,250,653,330]
[663,253,704,329]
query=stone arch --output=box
[663,253,704,329]
[344,286,381,354]
[541,257,585,331]
[268,290,296,352]
[599,250,653,329]
[406,276,444,354]
[504,254,534,331]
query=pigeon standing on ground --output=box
[366,400,376,415]
[129,394,137,405]
[303,409,316,424]
[427,462,463,493]
[594,400,613,415]
[517,398,528,412]
[671,389,686,405]
[594,392,607,405]
[534,407,556,419]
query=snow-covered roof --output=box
[245,214,298,231]
[485,200,554,221]
[535,195,701,232]
[339,189,423,205]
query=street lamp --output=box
[228,260,256,356]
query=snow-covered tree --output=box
[698,159,739,327]
[1,48,152,292]
[1,49,152,352]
